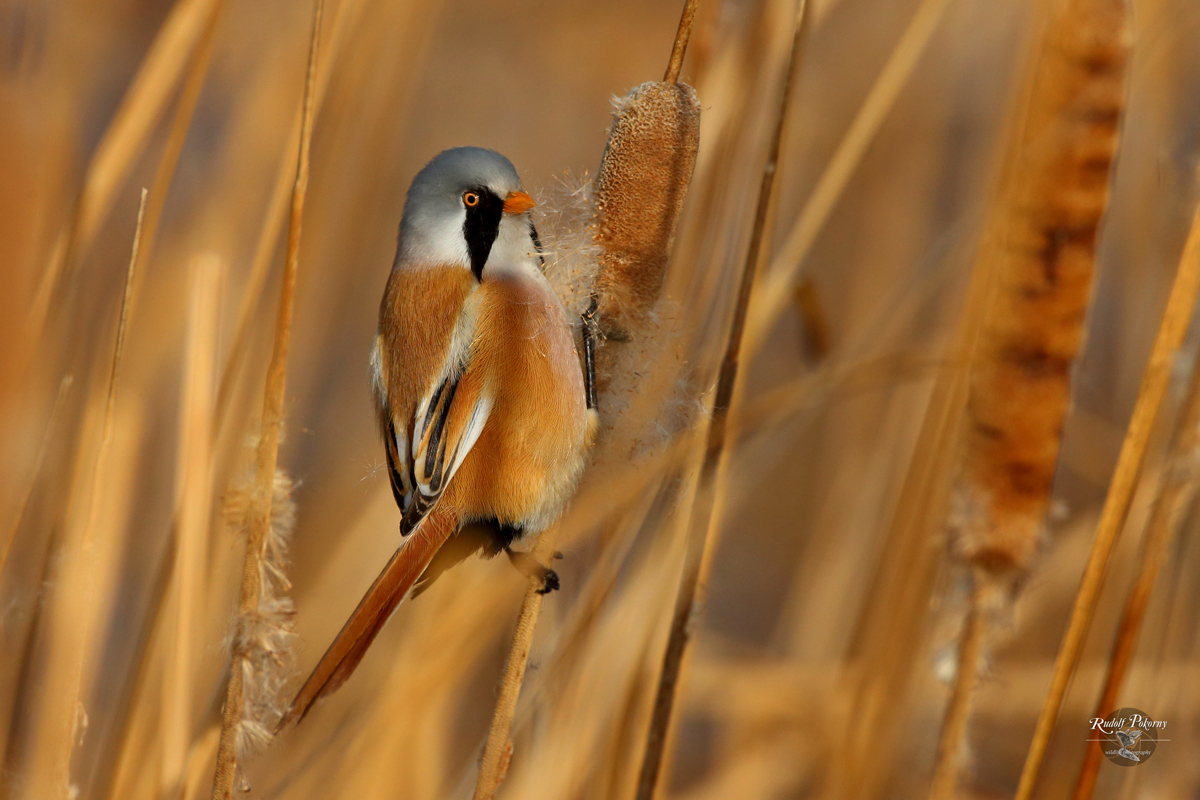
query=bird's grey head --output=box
[395,147,538,279]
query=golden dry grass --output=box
[4,1,1200,799]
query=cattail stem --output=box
[1070,304,1200,800]
[663,0,700,83]
[1014,202,1200,800]
[928,575,990,800]
[471,529,560,800]
[210,1,322,796]
[634,4,808,798]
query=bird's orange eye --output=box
[463,191,480,207]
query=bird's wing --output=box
[1115,730,1133,747]
[281,348,492,730]
[401,356,491,536]
[382,415,408,509]
[1126,729,1144,743]
[371,335,410,511]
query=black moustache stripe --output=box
[463,187,504,280]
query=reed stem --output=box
[471,527,560,800]
[210,0,322,795]
[634,4,808,797]
[743,0,950,359]
[21,189,144,800]
[0,375,72,576]
[1070,298,1200,800]
[28,0,221,342]
[1015,203,1200,800]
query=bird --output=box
[1113,728,1144,762]
[279,147,599,728]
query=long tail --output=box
[278,508,456,729]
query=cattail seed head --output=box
[950,0,1129,581]
[593,81,701,338]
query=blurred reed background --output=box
[3,0,1200,798]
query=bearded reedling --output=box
[280,147,599,727]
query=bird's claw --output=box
[540,568,561,594]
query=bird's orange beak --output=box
[502,190,536,215]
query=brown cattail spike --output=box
[932,2,1129,796]
[952,0,1130,581]
[593,82,701,338]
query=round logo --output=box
[1095,707,1160,767]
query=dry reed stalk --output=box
[506,440,700,745]
[131,1,225,297]
[183,726,222,800]
[92,10,219,785]
[470,4,704,796]
[163,256,223,797]
[634,5,808,797]
[0,374,72,576]
[212,0,372,432]
[742,0,950,359]
[495,488,690,800]
[19,189,145,800]
[210,0,322,794]
[102,4,393,787]
[518,453,691,690]
[28,0,221,338]
[471,532,556,800]
[622,435,708,798]
[5,23,221,776]
[464,454,695,792]
[467,413,688,796]
[342,573,510,800]
[105,592,171,800]
[828,178,1001,800]
[930,1,1130,793]
[1071,338,1200,800]
[1014,202,1200,800]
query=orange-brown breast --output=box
[378,263,588,533]
[447,270,588,532]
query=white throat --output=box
[482,215,541,278]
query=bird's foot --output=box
[536,569,560,594]
[506,548,560,594]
